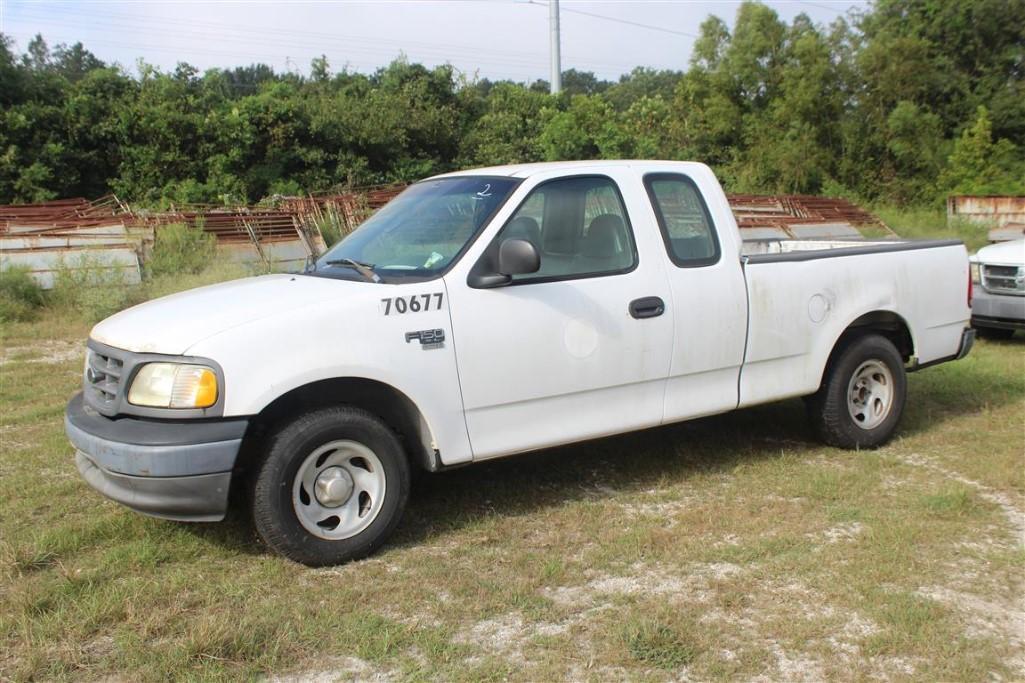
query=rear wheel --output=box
[251,406,410,566]
[807,334,907,449]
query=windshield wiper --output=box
[325,258,382,283]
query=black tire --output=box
[251,406,410,566]
[975,326,1015,340]
[806,333,907,449]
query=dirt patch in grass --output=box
[0,339,83,367]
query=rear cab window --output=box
[644,173,720,267]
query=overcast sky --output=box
[2,0,869,82]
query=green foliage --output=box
[1,0,1023,207]
[146,222,217,277]
[48,254,138,322]
[0,265,45,322]
[871,205,993,252]
[941,106,1025,196]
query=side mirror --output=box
[468,238,541,288]
[498,238,540,276]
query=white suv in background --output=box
[970,238,1025,339]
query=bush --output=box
[142,261,251,301]
[48,254,139,322]
[0,265,45,322]
[147,223,216,277]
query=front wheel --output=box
[251,406,410,566]
[806,334,907,449]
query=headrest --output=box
[582,214,626,258]
[504,216,541,246]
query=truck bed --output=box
[738,238,969,408]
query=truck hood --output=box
[90,274,368,355]
[973,238,1024,266]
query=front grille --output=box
[982,264,1025,295]
[85,346,125,415]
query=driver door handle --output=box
[629,296,665,319]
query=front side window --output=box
[314,176,519,282]
[645,173,720,267]
[489,175,637,283]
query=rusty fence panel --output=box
[947,195,1025,242]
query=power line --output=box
[9,5,652,75]
[11,3,557,65]
[527,0,698,38]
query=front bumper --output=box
[65,392,248,521]
[971,287,1025,330]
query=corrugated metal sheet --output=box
[0,225,142,289]
[947,195,1025,242]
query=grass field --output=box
[1,306,1022,682]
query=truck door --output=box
[642,172,749,421]
[445,172,675,459]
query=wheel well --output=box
[239,378,439,474]
[813,311,913,396]
[843,311,915,361]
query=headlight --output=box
[128,363,218,409]
[970,262,980,284]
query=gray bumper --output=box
[972,288,1025,330]
[65,392,248,522]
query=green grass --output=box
[1,314,1023,680]
[874,205,995,252]
[622,616,699,670]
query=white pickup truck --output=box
[66,161,974,566]
[969,238,1024,338]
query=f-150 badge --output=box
[405,329,445,349]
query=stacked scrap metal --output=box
[1,185,895,289]
[144,208,325,270]
[0,196,327,287]
[280,184,406,240]
[283,185,891,242]
[0,196,141,288]
[727,194,894,241]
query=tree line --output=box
[1,0,1022,208]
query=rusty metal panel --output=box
[726,194,892,240]
[947,195,1025,242]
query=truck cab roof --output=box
[430,159,711,180]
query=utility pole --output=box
[549,0,561,94]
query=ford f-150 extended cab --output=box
[65,161,975,566]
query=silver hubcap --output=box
[314,467,354,507]
[846,360,894,430]
[292,440,386,540]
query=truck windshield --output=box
[313,176,519,281]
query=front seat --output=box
[577,214,630,271]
